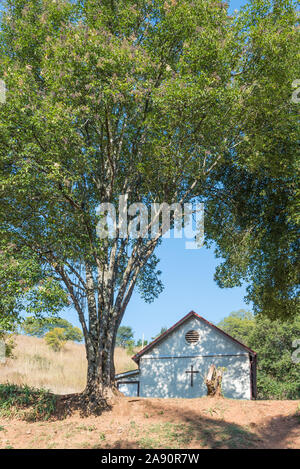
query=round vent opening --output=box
[185,330,200,345]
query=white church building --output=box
[116,311,257,400]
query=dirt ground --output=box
[0,397,299,449]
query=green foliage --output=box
[44,327,67,352]
[25,278,70,318]
[21,317,51,337]
[116,326,134,348]
[21,316,83,342]
[136,338,148,347]
[125,339,136,356]
[0,247,43,333]
[0,383,56,421]
[64,325,83,342]
[137,255,164,304]
[206,0,300,319]
[217,310,255,345]
[256,372,299,401]
[0,331,15,359]
[0,244,70,335]
[218,310,300,399]
[249,315,300,399]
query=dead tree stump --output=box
[205,364,224,397]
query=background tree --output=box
[249,315,300,399]
[0,330,15,359]
[44,327,68,352]
[218,311,300,399]
[0,0,298,410]
[136,338,148,347]
[125,339,136,356]
[21,317,83,342]
[217,310,255,344]
[115,326,134,348]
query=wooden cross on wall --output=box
[185,365,199,387]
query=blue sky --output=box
[229,0,249,13]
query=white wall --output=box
[117,382,138,397]
[139,316,251,399]
[116,371,140,397]
[143,316,246,357]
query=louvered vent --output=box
[185,330,200,345]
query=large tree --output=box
[0,0,298,409]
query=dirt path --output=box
[0,397,299,449]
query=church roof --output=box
[132,310,256,364]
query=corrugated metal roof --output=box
[115,369,140,380]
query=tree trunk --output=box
[205,364,224,398]
[81,312,122,413]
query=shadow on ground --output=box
[99,399,300,449]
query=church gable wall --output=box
[142,316,247,359]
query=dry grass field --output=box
[0,335,138,394]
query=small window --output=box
[185,330,200,345]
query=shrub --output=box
[257,373,300,400]
[0,332,16,360]
[64,326,83,342]
[126,340,136,356]
[0,383,56,421]
[44,327,67,352]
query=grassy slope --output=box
[0,335,138,394]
